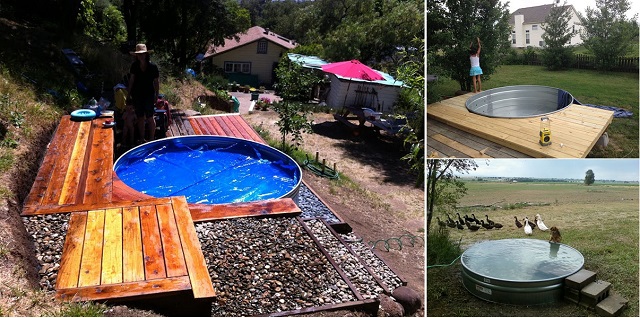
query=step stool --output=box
[595,291,628,316]
[564,269,596,304]
[580,280,611,309]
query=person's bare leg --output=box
[478,76,482,92]
[472,76,478,93]
[136,117,145,143]
[146,116,156,140]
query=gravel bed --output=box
[196,217,358,316]
[22,213,69,292]
[297,183,341,224]
[304,219,384,299]
[340,232,404,292]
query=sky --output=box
[505,0,640,20]
[455,159,639,182]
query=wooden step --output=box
[596,291,628,316]
[580,280,611,309]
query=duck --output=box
[466,221,480,231]
[485,214,495,225]
[436,217,447,228]
[471,213,481,224]
[535,214,549,231]
[455,221,464,230]
[480,220,494,230]
[446,219,456,228]
[523,217,536,229]
[524,217,533,235]
[456,213,466,225]
[446,213,455,224]
[464,214,475,223]
[492,222,503,229]
[514,216,523,228]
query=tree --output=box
[580,0,638,71]
[541,2,576,70]
[429,0,511,91]
[585,169,595,185]
[426,159,477,234]
[136,0,251,69]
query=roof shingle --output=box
[204,26,297,58]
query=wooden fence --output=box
[520,53,639,73]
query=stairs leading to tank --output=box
[564,269,628,316]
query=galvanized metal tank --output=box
[461,239,584,305]
[465,85,574,118]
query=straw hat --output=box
[130,43,153,55]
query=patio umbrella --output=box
[321,60,384,109]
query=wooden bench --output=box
[55,197,215,301]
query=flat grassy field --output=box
[427,65,639,157]
[427,180,639,316]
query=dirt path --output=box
[243,110,425,309]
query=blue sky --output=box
[506,0,639,20]
[455,159,639,181]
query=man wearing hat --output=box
[127,43,159,143]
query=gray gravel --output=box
[196,217,357,316]
[22,213,69,292]
[297,183,341,224]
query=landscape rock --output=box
[392,286,422,315]
[379,294,404,317]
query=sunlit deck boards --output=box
[427,93,614,158]
[23,115,114,216]
[55,197,215,301]
[187,113,266,143]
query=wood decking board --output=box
[430,134,493,158]
[189,198,302,222]
[427,94,613,158]
[427,117,529,158]
[55,197,215,301]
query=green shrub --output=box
[427,231,461,266]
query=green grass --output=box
[49,301,106,317]
[428,65,639,157]
[428,181,639,316]
[574,42,639,57]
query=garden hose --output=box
[426,254,461,269]
[368,233,425,252]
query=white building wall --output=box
[510,7,584,48]
[325,75,400,113]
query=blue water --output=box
[462,239,584,281]
[114,138,300,204]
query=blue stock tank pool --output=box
[114,136,302,204]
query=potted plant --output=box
[258,97,271,111]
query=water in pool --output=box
[461,239,584,281]
[115,138,300,204]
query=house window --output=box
[512,30,516,44]
[539,41,545,47]
[257,40,268,54]
[224,62,251,74]
[526,30,530,44]
[532,25,538,30]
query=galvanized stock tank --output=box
[461,239,584,305]
[465,85,574,118]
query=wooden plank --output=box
[78,209,106,287]
[22,196,172,216]
[156,203,188,277]
[24,116,77,208]
[188,117,203,135]
[171,196,216,299]
[56,212,88,289]
[56,276,192,302]
[58,120,92,204]
[182,116,196,135]
[235,115,266,144]
[225,115,253,140]
[192,117,214,135]
[210,116,234,136]
[122,206,145,283]
[189,198,301,222]
[111,171,155,202]
[83,119,114,204]
[427,135,478,158]
[139,205,167,280]
[41,120,81,205]
[218,115,244,139]
[101,208,123,285]
[430,134,493,158]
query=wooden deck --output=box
[427,93,614,158]
[56,197,215,301]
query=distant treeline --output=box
[464,177,637,184]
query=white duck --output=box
[535,214,549,231]
[524,217,533,235]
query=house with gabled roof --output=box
[510,4,583,48]
[204,26,297,87]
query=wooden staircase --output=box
[564,269,628,316]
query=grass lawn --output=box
[427,65,639,158]
[427,181,639,316]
